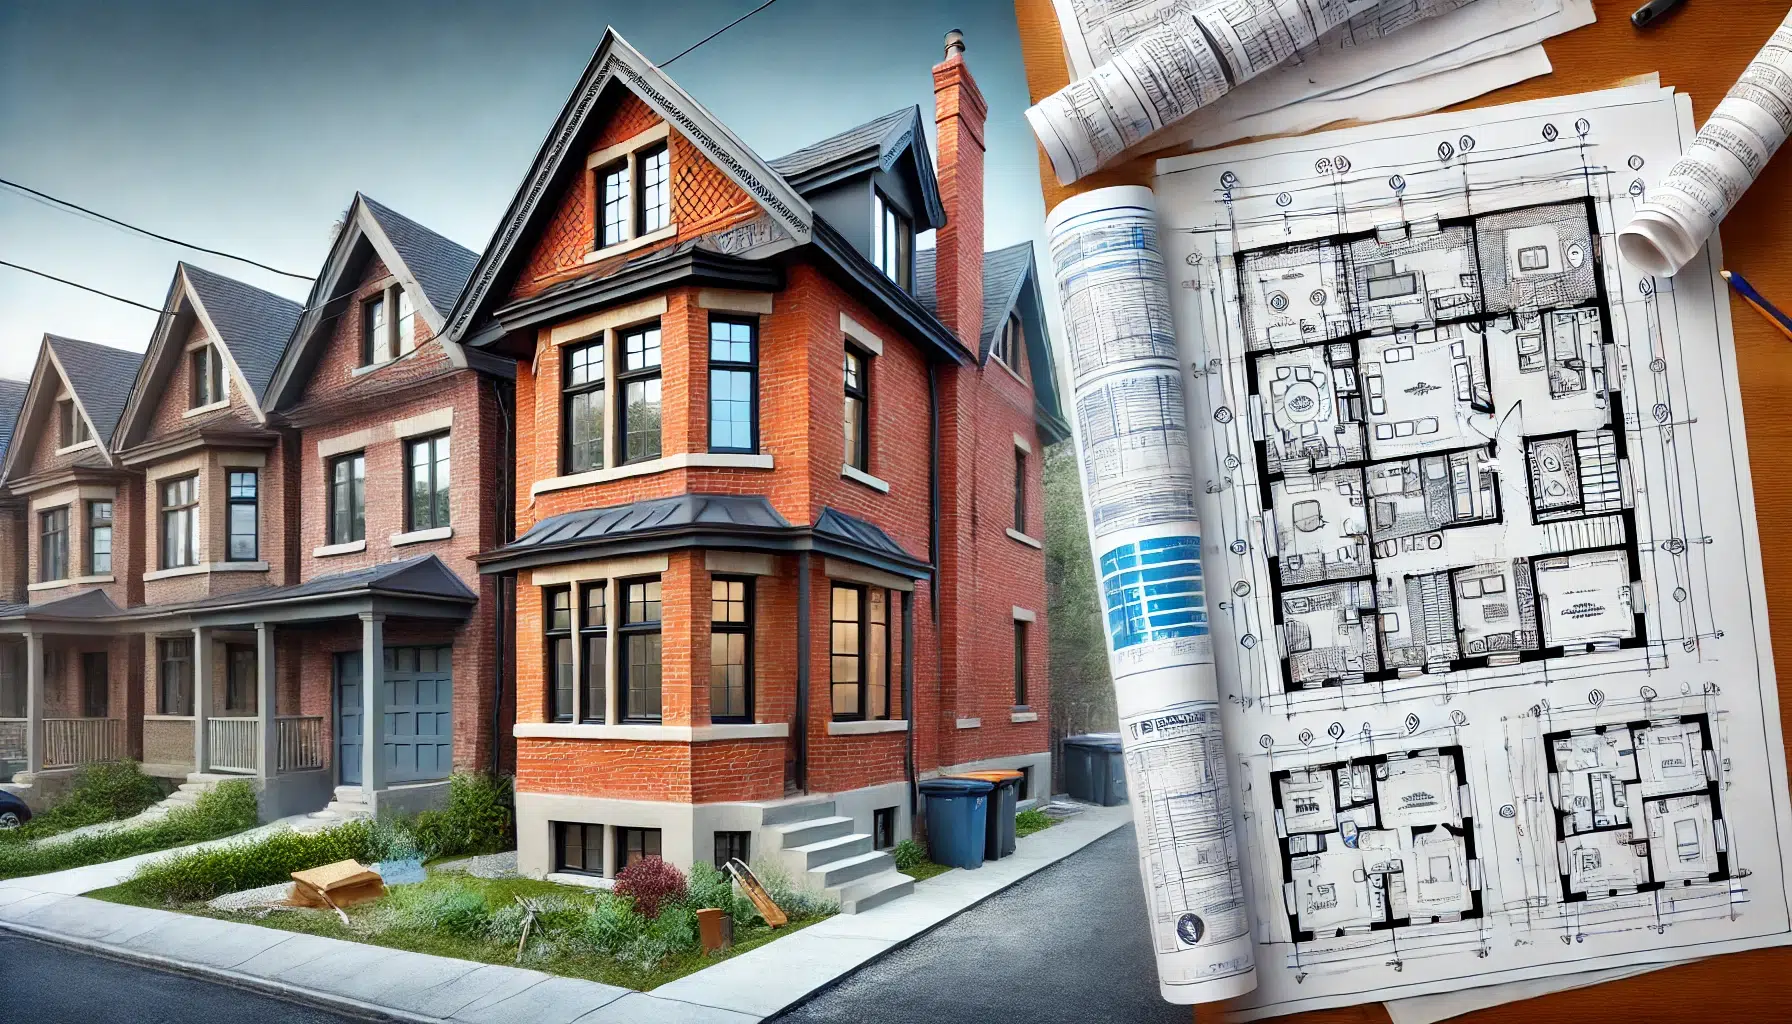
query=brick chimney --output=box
[932,29,987,349]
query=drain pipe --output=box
[795,550,811,793]
[489,375,515,778]
[902,588,916,820]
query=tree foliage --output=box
[1043,441,1117,739]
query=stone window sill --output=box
[827,719,908,736]
[531,452,773,497]
[841,464,890,494]
[313,540,367,558]
[144,561,267,582]
[513,722,789,742]
[182,399,230,419]
[391,526,453,547]
[30,574,114,593]
[583,223,677,264]
[1006,528,1042,549]
[1010,708,1039,724]
[955,717,982,730]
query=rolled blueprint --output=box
[1029,0,1476,185]
[1618,7,1792,276]
[1045,185,1256,1004]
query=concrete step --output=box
[759,799,836,827]
[776,815,853,849]
[332,786,367,804]
[813,850,892,888]
[164,791,201,805]
[789,832,872,870]
[837,870,914,914]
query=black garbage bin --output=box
[952,769,1023,859]
[918,776,994,868]
[1063,733,1127,806]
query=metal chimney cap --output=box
[944,29,965,58]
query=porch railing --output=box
[0,718,25,772]
[207,718,258,774]
[42,718,122,770]
[277,716,325,772]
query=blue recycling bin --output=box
[919,776,994,869]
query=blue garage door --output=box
[384,645,454,783]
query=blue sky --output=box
[0,0,1047,379]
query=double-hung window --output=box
[87,499,112,575]
[710,577,752,723]
[406,432,451,531]
[619,324,663,464]
[160,476,199,569]
[580,582,607,723]
[830,584,892,721]
[871,191,913,290]
[563,339,605,474]
[57,399,89,448]
[545,587,574,722]
[360,286,417,365]
[708,317,757,453]
[1013,447,1028,535]
[1014,620,1029,707]
[38,507,68,582]
[328,452,366,544]
[225,644,256,714]
[843,346,870,472]
[594,134,672,251]
[190,344,225,408]
[619,577,663,722]
[227,471,257,561]
[361,294,386,365]
[599,160,630,248]
[636,143,670,235]
[158,637,193,716]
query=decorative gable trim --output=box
[1,340,109,483]
[446,28,814,346]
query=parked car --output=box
[0,789,30,829]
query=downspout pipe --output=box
[902,588,916,820]
[490,375,515,778]
[795,550,811,793]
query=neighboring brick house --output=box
[448,29,1067,908]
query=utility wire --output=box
[0,176,314,281]
[0,258,171,316]
[662,0,782,66]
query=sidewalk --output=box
[0,803,1131,1023]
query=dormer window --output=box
[361,285,418,366]
[991,313,1026,373]
[590,128,674,254]
[190,344,226,408]
[872,191,913,291]
[56,398,89,448]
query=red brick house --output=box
[0,197,512,821]
[450,29,1067,907]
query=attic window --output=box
[190,344,226,408]
[360,285,418,366]
[57,398,90,448]
[991,313,1025,374]
[872,191,912,291]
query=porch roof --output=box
[142,554,478,628]
[0,589,124,627]
[476,493,931,580]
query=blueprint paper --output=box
[1030,0,1477,185]
[1620,7,1792,276]
[1041,83,1792,1017]
[1383,962,1684,1024]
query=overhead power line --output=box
[0,258,170,316]
[662,0,782,66]
[0,176,314,281]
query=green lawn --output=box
[898,859,953,882]
[88,871,820,991]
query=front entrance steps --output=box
[306,785,373,825]
[764,799,913,914]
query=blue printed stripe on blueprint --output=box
[1100,536,1209,650]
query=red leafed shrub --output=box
[614,856,687,919]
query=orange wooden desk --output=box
[1012,2,1792,1021]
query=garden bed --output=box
[0,773,259,881]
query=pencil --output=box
[1721,269,1792,343]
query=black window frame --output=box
[555,821,604,876]
[159,474,199,570]
[598,159,630,249]
[707,315,759,455]
[709,575,753,724]
[713,830,751,869]
[635,142,670,236]
[871,189,913,291]
[405,431,452,532]
[226,470,258,562]
[1014,445,1028,535]
[873,806,896,850]
[1014,618,1029,707]
[86,498,113,576]
[80,650,108,719]
[616,826,663,873]
[830,583,892,722]
[38,505,68,582]
[562,338,607,475]
[327,452,366,545]
[580,581,608,724]
[224,643,256,715]
[843,345,870,473]
[157,636,193,716]
[618,575,663,723]
[190,344,225,408]
[545,585,574,723]
[617,322,663,466]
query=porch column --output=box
[23,632,42,775]
[256,623,276,780]
[360,613,386,795]
[193,627,213,773]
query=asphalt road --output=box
[776,823,1186,1024]
[0,932,368,1024]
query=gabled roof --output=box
[361,195,479,318]
[0,378,29,470]
[164,553,477,613]
[768,107,947,229]
[45,335,143,446]
[445,28,815,347]
[267,194,487,411]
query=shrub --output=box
[122,813,386,903]
[1015,808,1055,837]
[614,855,686,920]
[1,760,166,844]
[410,773,514,858]
[646,903,700,952]
[580,893,647,954]
[0,779,259,882]
[682,861,754,925]
[890,838,927,871]
[404,887,490,938]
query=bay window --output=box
[710,576,752,723]
[831,583,893,721]
[619,323,662,464]
[546,586,574,722]
[708,317,757,453]
[563,339,605,473]
[160,476,199,569]
[620,577,663,722]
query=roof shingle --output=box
[361,195,480,318]
[45,336,145,445]
[182,263,304,402]
[913,241,1037,358]
[0,378,28,468]
[768,108,916,181]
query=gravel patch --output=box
[431,850,518,879]
[207,881,294,912]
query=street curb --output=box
[0,919,446,1024]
